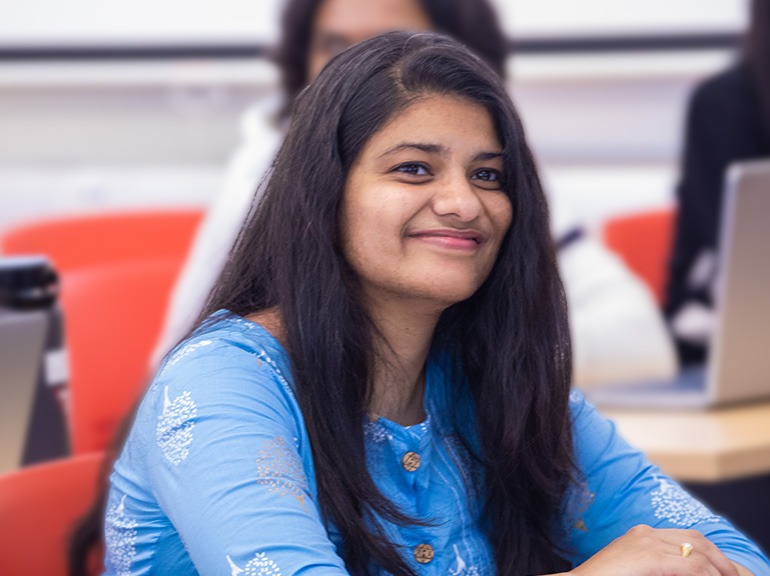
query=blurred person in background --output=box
[154,0,677,388]
[665,0,770,366]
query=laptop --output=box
[585,159,770,409]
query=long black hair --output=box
[200,31,575,576]
[275,0,509,108]
[747,0,770,139]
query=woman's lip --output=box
[408,229,485,250]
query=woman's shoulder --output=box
[152,309,295,401]
[127,310,303,465]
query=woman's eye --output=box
[471,169,503,190]
[394,163,430,177]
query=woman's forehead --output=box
[359,96,501,159]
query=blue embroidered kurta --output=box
[104,311,770,575]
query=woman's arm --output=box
[110,335,350,575]
[561,392,770,576]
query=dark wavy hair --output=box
[274,0,509,108]
[200,31,574,575]
[747,0,770,138]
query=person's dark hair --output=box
[746,0,770,138]
[202,31,574,575]
[275,0,509,108]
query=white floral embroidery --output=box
[156,386,197,465]
[650,476,720,526]
[156,339,213,383]
[364,420,393,444]
[227,555,244,576]
[449,544,480,576]
[105,495,138,576]
[569,390,583,403]
[226,553,281,576]
[256,351,294,395]
[232,316,256,330]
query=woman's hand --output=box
[567,525,747,576]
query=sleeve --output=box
[563,392,770,575]
[149,101,282,368]
[138,341,350,575]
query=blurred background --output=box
[0,0,748,230]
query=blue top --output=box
[104,311,770,575]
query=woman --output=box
[104,33,767,575]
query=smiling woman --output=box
[101,32,769,576]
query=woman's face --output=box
[308,0,433,82]
[340,95,513,309]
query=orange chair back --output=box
[603,208,676,306]
[62,259,183,453]
[0,453,105,576]
[1,209,203,272]
[1,210,203,453]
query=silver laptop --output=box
[585,159,770,409]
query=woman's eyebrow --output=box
[377,142,444,158]
[472,151,503,162]
[377,144,503,162]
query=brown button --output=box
[401,451,420,472]
[414,543,434,564]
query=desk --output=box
[600,401,770,483]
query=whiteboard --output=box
[0,0,749,47]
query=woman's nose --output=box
[431,172,483,222]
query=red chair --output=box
[1,210,203,453]
[602,208,676,306]
[62,258,184,453]
[1,209,203,272]
[0,453,105,576]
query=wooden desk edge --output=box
[599,401,770,483]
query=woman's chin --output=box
[408,282,481,309]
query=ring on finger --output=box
[680,543,694,558]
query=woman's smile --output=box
[406,228,486,251]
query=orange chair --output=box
[0,452,105,576]
[602,208,676,306]
[62,258,184,453]
[0,209,203,272]
[1,210,203,453]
